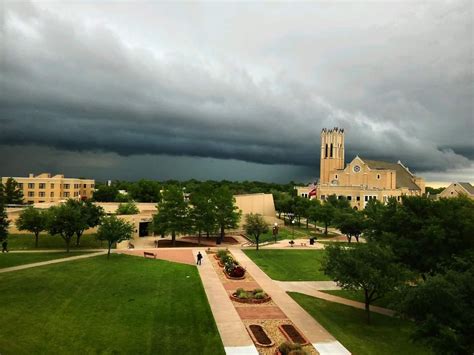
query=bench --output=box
[144,252,156,259]
[300,243,307,247]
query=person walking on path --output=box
[196,251,203,265]
[2,240,8,253]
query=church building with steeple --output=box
[298,127,425,209]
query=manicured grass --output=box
[243,249,331,281]
[0,252,90,269]
[0,254,224,354]
[321,289,394,308]
[289,292,431,355]
[7,233,107,250]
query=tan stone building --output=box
[1,173,95,204]
[438,182,474,200]
[298,128,425,209]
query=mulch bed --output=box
[182,236,240,244]
[230,292,272,304]
[248,324,274,347]
[278,324,309,345]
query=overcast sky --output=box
[0,0,472,184]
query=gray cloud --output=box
[0,0,472,181]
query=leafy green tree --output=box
[323,242,409,323]
[244,213,269,251]
[152,186,190,247]
[97,215,134,258]
[212,186,241,244]
[15,206,48,248]
[315,202,335,236]
[116,202,140,215]
[307,199,322,233]
[189,184,217,245]
[335,210,366,243]
[46,203,87,252]
[3,178,23,204]
[93,185,119,202]
[0,201,9,243]
[326,194,351,210]
[129,179,161,202]
[398,257,474,355]
[65,200,105,246]
[294,196,311,227]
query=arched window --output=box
[330,143,333,157]
[325,144,328,158]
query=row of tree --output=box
[322,195,474,354]
[0,178,23,205]
[152,185,241,246]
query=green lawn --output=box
[0,254,224,354]
[0,252,90,269]
[7,233,107,250]
[321,289,394,308]
[243,249,331,281]
[289,292,431,355]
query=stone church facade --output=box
[298,127,425,209]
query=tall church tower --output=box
[320,127,345,184]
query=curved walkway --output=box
[276,281,395,317]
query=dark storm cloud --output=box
[0,0,472,180]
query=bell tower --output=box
[320,127,345,184]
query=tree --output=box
[212,187,241,244]
[335,210,366,243]
[294,196,311,227]
[3,178,23,204]
[46,203,86,252]
[0,201,9,243]
[189,184,217,245]
[315,202,335,236]
[307,199,322,233]
[129,179,161,202]
[97,215,134,258]
[323,242,408,323]
[15,206,48,248]
[92,185,119,202]
[398,257,474,355]
[152,186,189,246]
[65,200,105,246]
[244,213,269,251]
[116,202,139,215]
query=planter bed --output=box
[247,324,274,347]
[230,292,271,304]
[278,324,309,346]
[224,271,246,280]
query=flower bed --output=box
[247,324,274,347]
[275,341,307,355]
[278,324,309,346]
[231,288,271,304]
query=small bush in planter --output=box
[229,265,245,277]
[254,292,266,299]
[278,342,306,355]
[221,255,234,264]
[254,288,263,294]
[217,249,229,260]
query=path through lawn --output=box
[0,252,91,269]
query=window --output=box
[83,184,87,188]
[39,183,45,189]
[364,196,368,202]
[377,174,380,180]
[356,196,360,201]
[28,192,34,197]
[91,184,95,188]
[27,200,34,204]
[64,184,70,189]
[50,192,54,197]
[39,192,45,197]
[39,201,45,203]
[74,192,79,197]
[320,195,326,200]
[51,183,55,188]
[335,174,338,179]
[347,196,352,201]
[18,183,23,189]
[28,183,35,189]
[63,192,70,197]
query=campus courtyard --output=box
[0,231,433,355]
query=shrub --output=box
[229,265,245,278]
[254,288,263,294]
[222,254,234,264]
[278,342,304,355]
[236,288,245,295]
[238,292,249,299]
[254,292,266,299]
[216,249,228,260]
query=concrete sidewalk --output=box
[275,281,341,291]
[231,249,350,355]
[277,281,395,317]
[192,250,258,355]
[0,251,107,274]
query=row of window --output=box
[27,191,81,198]
[319,194,402,202]
[18,183,94,189]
